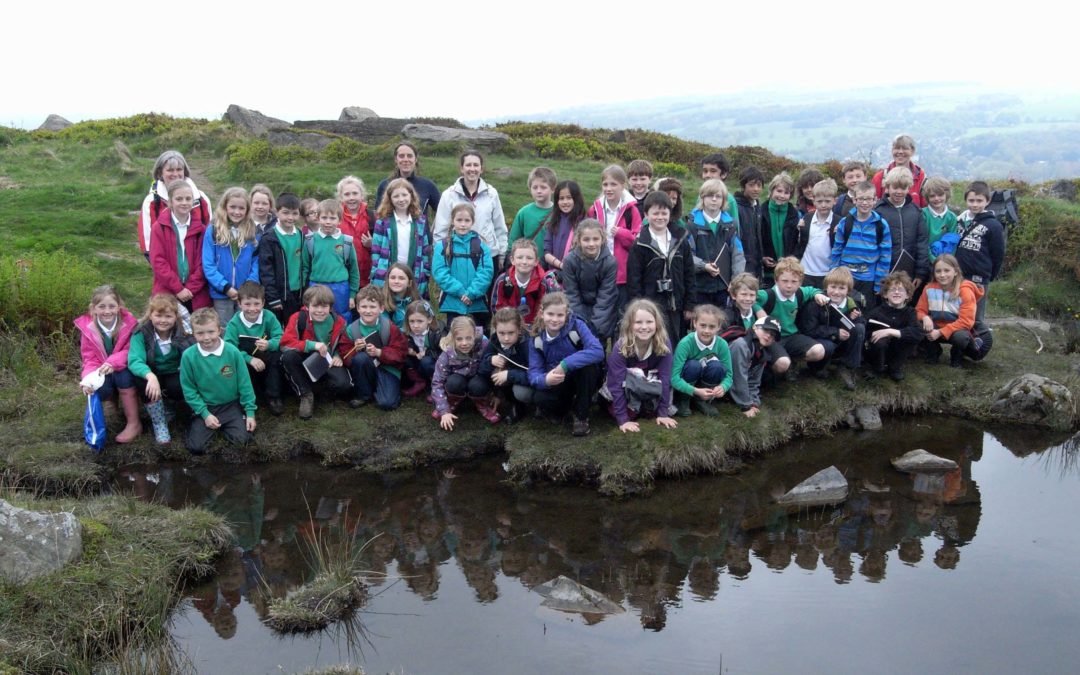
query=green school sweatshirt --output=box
[180,341,257,419]
[224,309,283,364]
[671,332,734,396]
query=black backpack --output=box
[988,190,1020,229]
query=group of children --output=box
[79,137,1005,452]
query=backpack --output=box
[832,215,885,251]
[295,309,345,353]
[344,315,392,349]
[988,190,1019,228]
[541,269,563,293]
[443,235,485,269]
[719,324,747,343]
[533,328,582,353]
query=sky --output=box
[2,0,1073,129]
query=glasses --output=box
[854,197,876,203]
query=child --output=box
[138,150,212,260]
[336,176,375,287]
[875,166,930,289]
[603,298,678,433]
[586,165,643,312]
[299,198,320,235]
[729,316,781,418]
[872,134,927,207]
[795,168,825,218]
[381,262,421,328]
[759,172,800,284]
[432,316,497,428]
[508,167,557,253]
[127,293,195,443]
[478,307,533,423]
[795,179,839,288]
[76,285,140,443]
[954,180,1006,326]
[527,292,605,436]
[627,159,654,216]
[700,152,741,231]
[224,281,285,415]
[561,219,619,340]
[303,199,361,322]
[432,203,494,328]
[688,178,746,308]
[727,273,761,331]
[797,266,865,389]
[257,192,305,325]
[833,161,869,218]
[250,184,278,237]
[627,192,695,342]
[490,238,547,326]
[670,303,732,417]
[343,285,408,410]
[866,271,924,381]
[542,180,587,272]
[756,257,830,377]
[370,177,432,297]
[401,300,442,397]
[180,308,256,454]
[433,150,508,269]
[203,187,260,323]
[280,285,353,419]
[916,254,983,368]
[150,179,211,311]
[733,166,765,279]
[656,177,685,225]
[922,177,958,262]
[831,180,892,303]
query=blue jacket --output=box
[201,225,260,300]
[831,209,892,291]
[527,315,604,389]
[431,231,493,316]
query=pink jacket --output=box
[75,310,137,379]
[587,193,642,284]
[149,207,211,308]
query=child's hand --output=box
[711,384,726,399]
[348,298,356,310]
[365,344,381,358]
[850,308,861,320]
[683,309,694,321]
[250,357,266,372]
[656,416,678,429]
[838,329,850,341]
[491,370,508,386]
[814,293,829,306]
[255,338,269,351]
[204,414,221,429]
[762,257,776,268]
[744,406,760,418]
[245,416,257,433]
[98,363,114,376]
[460,294,472,306]
[80,384,94,395]
[928,329,942,341]
[227,288,239,300]
[545,368,565,386]
[921,316,934,332]
[619,421,640,433]
[693,387,712,400]
[145,374,161,402]
[316,342,328,356]
[177,289,193,302]
[353,338,366,351]
[440,412,457,431]
[331,355,343,367]
[704,262,720,277]
[408,347,418,357]
[360,233,372,247]
[491,354,507,369]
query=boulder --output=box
[0,499,83,583]
[293,118,407,144]
[37,114,72,132]
[535,575,623,614]
[991,374,1074,429]
[267,129,336,151]
[776,466,848,507]
[891,449,958,474]
[224,104,290,137]
[114,140,135,174]
[1048,179,1078,202]
[848,405,882,431]
[339,106,379,122]
[402,124,510,150]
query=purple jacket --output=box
[605,338,674,425]
[527,315,604,389]
[430,329,487,415]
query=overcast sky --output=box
[3,0,1072,129]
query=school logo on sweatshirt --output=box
[219,365,234,379]
[335,244,345,256]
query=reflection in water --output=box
[118,419,1042,645]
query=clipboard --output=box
[238,335,259,355]
[302,351,332,382]
[829,304,855,331]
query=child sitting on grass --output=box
[866,271,924,381]
[603,298,678,433]
[343,285,408,411]
[432,316,497,429]
[729,317,781,418]
[796,266,865,389]
[401,300,441,397]
[280,285,352,420]
[128,292,196,443]
[478,307,533,424]
[916,254,982,368]
[77,284,140,444]
[224,281,285,416]
[671,303,732,418]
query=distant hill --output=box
[484,83,1080,182]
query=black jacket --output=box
[797,295,866,342]
[256,227,296,310]
[478,336,530,386]
[759,201,801,266]
[626,224,695,312]
[955,210,1006,284]
[875,196,929,282]
[734,192,762,278]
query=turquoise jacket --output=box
[432,231,493,316]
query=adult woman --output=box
[872,134,927,207]
[336,175,375,286]
[138,150,212,260]
[433,150,508,268]
[374,142,441,225]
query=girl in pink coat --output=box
[149,179,211,310]
[75,284,141,443]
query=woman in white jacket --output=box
[433,150,508,268]
[137,150,212,260]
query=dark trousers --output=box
[681,358,727,389]
[867,336,914,374]
[269,290,303,327]
[694,289,730,311]
[820,323,865,368]
[187,401,251,454]
[136,372,192,418]
[853,280,879,310]
[349,353,402,410]
[406,353,438,382]
[925,329,973,358]
[532,363,601,421]
[248,350,284,399]
[98,368,135,400]
[281,350,352,398]
[444,373,492,398]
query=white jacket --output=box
[432,177,508,256]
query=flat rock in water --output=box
[535,575,623,614]
[891,449,958,474]
[990,374,1074,429]
[776,466,848,507]
[0,499,83,583]
[854,405,882,430]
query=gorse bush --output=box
[31,113,225,143]
[0,251,100,336]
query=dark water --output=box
[120,420,1080,674]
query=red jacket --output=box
[490,265,546,324]
[341,317,408,370]
[872,162,927,208]
[281,308,349,355]
[338,206,374,288]
[149,207,211,308]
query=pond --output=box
[119,419,1080,674]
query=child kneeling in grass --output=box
[603,298,678,433]
[432,315,497,429]
[671,303,732,418]
[344,285,408,410]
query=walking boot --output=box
[402,368,428,397]
[472,394,501,424]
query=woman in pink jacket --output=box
[75,284,141,443]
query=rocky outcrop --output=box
[37,114,72,132]
[339,106,378,122]
[991,374,1074,429]
[224,104,290,137]
[402,123,510,150]
[776,466,848,507]
[0,499,83,583]
[1047,180,1078,202]
[891,449,959,474]
[293,118,407,144]
[267,129,336,151]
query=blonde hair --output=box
[249,184,275,212]
[190,307,220,329]
[773,256,805,280]
[303,285,335,307]
[88,285,125,340]
[728,272,759,295]
[883,166,914,190]
[617,299,670,358]
[212,187,256,246]
[600,164,627,186]
[892,134,916,151]
[812,179,838,200]
[336,175,367,203]
[768,172,795,196]
[530,291,570,337]
[318,199,343,220]
[922,176,951,200]
[572,218,606,254]
[439,315,478,352]
[376,178,421,220]
[695,178,729,210]
[382,262,420,311]
[139,293,183,333]
[933,254,963,295]
[823,266,854,290]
